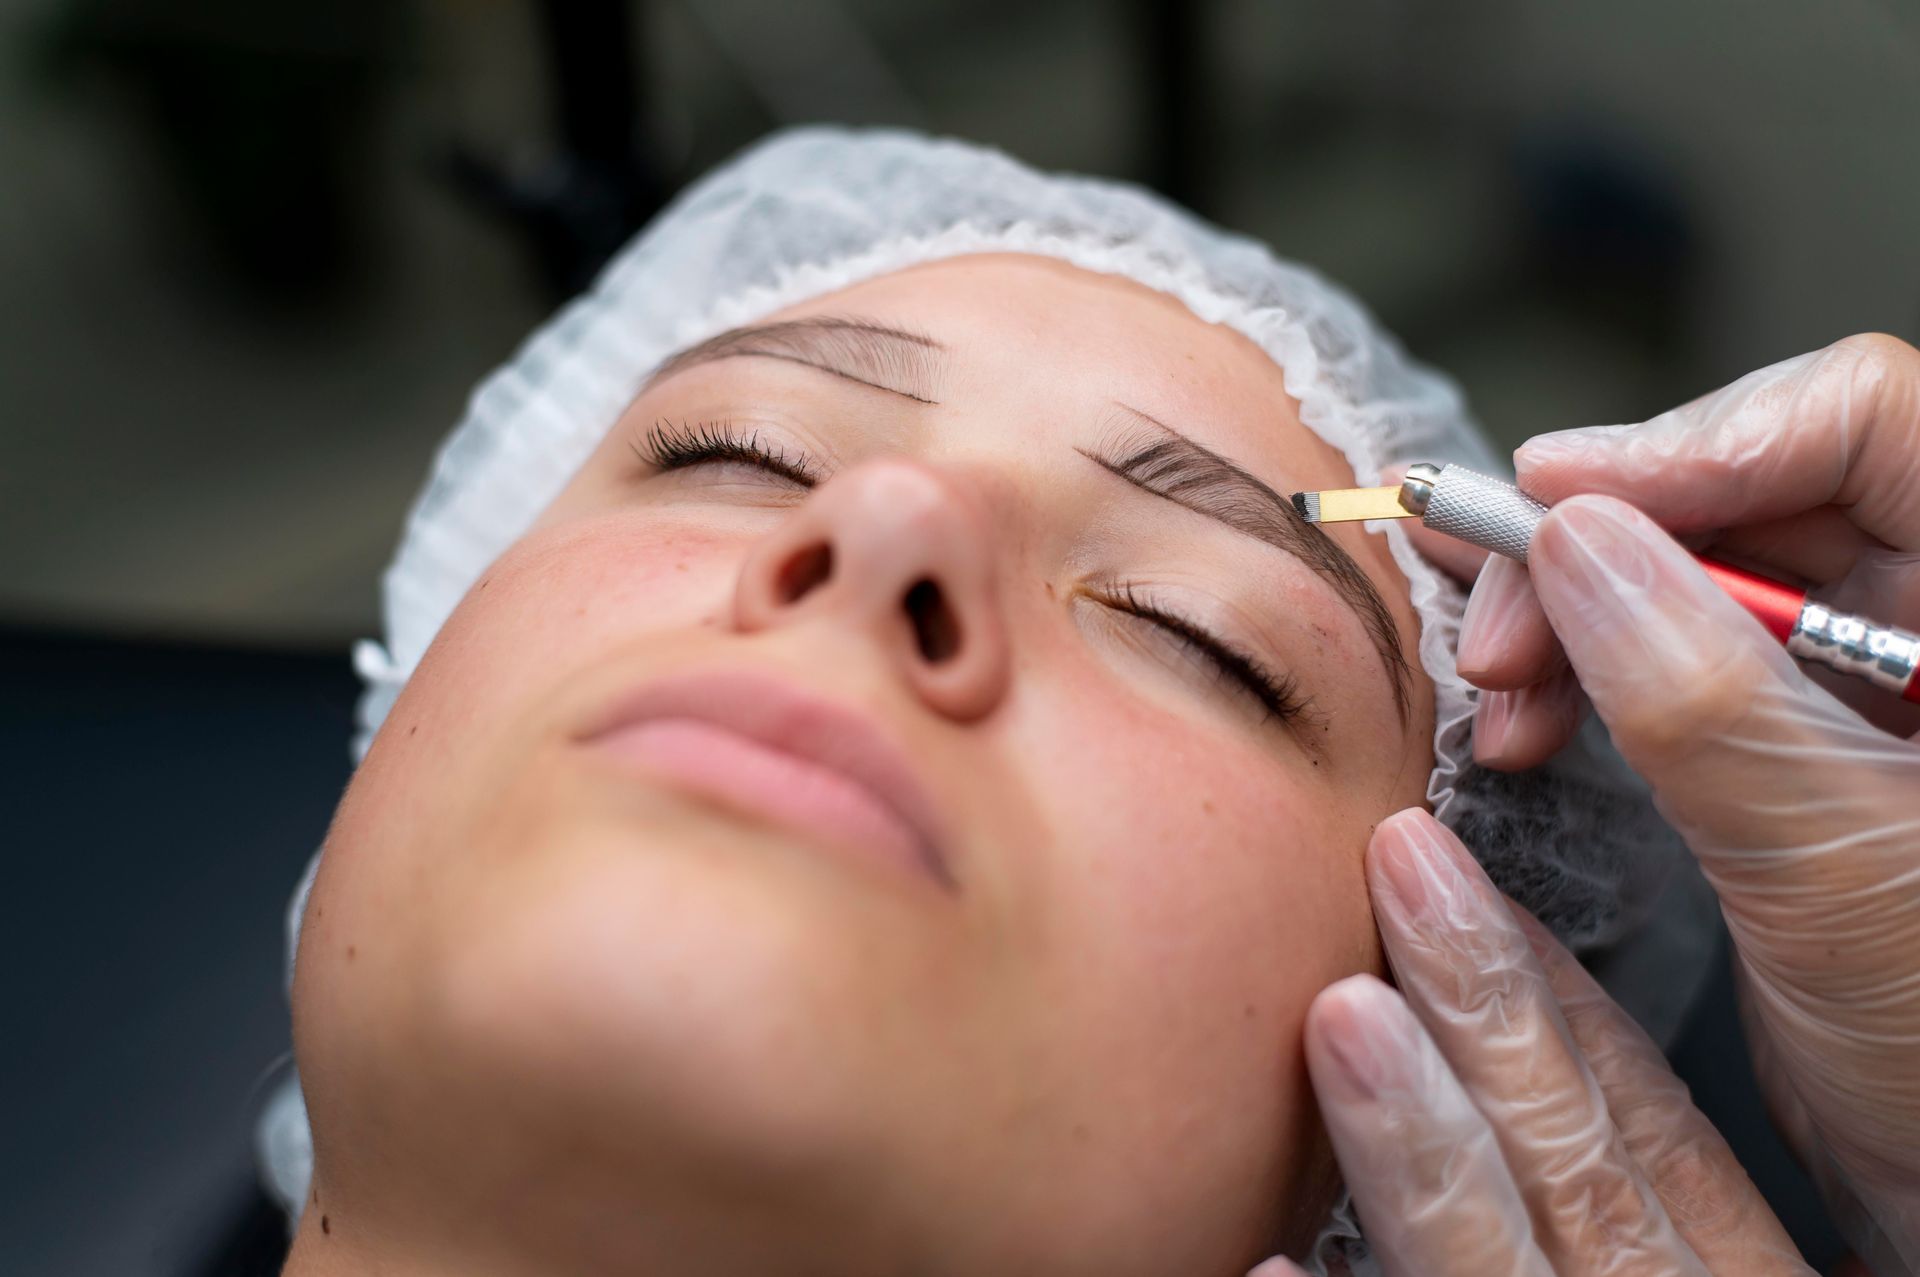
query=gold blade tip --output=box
[1290,484,1413,524]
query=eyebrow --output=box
[646,316,947,404]
[1081,406,1413,723]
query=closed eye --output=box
[632,419,820,488]
[1102,582,1323,732]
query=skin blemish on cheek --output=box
[321,1216,331,1236]
[347,945,357,961]
[408,724,418,738]
[479,577,491,591]
[1201,798,1216,816]
[1043,580,1055,599]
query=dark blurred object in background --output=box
[440,0,672,297]
[43,0,408,304]
[5,1,1914,1272]
[2,629,355,1277]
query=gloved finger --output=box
[1528,493,1920,862]
[1367,810,1707,1275]
[1517,334,1920,552]
[1472,666,1588,771]
[1302,973,1556,1277]
[1529,494,1920,1203]
[1456,554,1563,689]
[1505,903,1812,1274]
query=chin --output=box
[396,804,958,1182]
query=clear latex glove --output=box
[1407,334,1920,1271]
[1252,810,1812,1277]
[1431,332,1920,764]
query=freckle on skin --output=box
[479,577,490,591]
[1201,799,1216,815]
[676,562,689,572]
[409,724,418,737]
[1043,580,1055,598]
[321,1215,331,1236]
[347,945,357,961]
[1244,1004,1256,1019]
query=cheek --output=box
[1036,683,1382,971]
[385,515,743,750]
[989,682,1380,1244]
[301,514,752,1033]
[466,517,738,664]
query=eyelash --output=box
[1105,582,1321,729]
[628,420,1318,732]
[632,419,819,487]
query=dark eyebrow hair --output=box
[646,316,947,404]
[1081,407,1413,723]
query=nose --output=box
[733,458,1012,721]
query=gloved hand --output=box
[1252,810,1811,1277]
[1409,333,1920,1270]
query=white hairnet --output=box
[262,127,1710,1272]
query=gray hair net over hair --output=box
[259,127,1708,1274]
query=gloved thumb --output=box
[1527,493,1920,918]
[1526,422,1920,1275]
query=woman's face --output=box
[294,256,1435,1275]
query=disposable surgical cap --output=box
[260,127,1712,1274]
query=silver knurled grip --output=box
[1418,465,1549,564]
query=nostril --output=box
[776,542,834,605]
[903,578,962,663]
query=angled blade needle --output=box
[1289,484,1414,525]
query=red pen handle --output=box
[1695,558,1805,643]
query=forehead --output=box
[769,255,1315,452]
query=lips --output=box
[577,670,953,891]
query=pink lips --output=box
[578,671,953,891]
